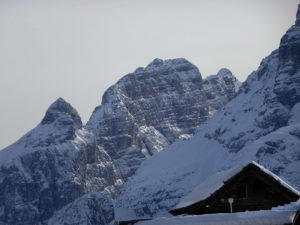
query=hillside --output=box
[115,5,300,221]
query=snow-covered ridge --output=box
[86,58,239,180]
[144,58,202,81]
[0,58,239,225]
[206,68,234,80]
[205,68,241,92]
[0,98,122,225]
[0,98,82,165]
[115,6,300,221]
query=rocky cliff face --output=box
[87,58,240,179]
[275,6,300,107]
[0,58,239,225]
[0,98,121,225]
[115,6,300,221]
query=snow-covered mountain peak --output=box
[279,23,300,48]
[41,97,82,128]
[86,57,239,180]
[143,58,202,81]
[99,58,202,105]
[205,68,235,81]
[0,98,83,166]
[146,57,192,69]
[0,95,121,224]
[203,68,241,99]
[217,68,233,77]
[275,8,300,107]
[280,4,300,51]
[146,58,164,68]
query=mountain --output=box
[0,60,239,224]
[0,98,121,225]
[115,5,300,221]
[86,58,240,179]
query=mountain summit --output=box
[41,97,82,127]
[115,6,300,221]
[276,5,300,107]
[87,58,239,179]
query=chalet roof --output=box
[173,161,300,210]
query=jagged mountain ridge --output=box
[0,98,121,225]
[0,59,239,224]
[115,5,300,221]
[87,59,240,179]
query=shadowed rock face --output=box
[276,6,300,107]
[0,147,84,225]
[296,4,300,26]
[0,99,84,225]
[87,58,240,179]
[0,98,121,225]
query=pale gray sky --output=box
[0,0,299,149]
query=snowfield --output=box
[136,200,300,225]
[136,210,297,225]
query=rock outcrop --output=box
[0,99,121,225]
[87,58,240,179]
[275,5,300,107]
[0,58,239,225]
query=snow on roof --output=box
[136,209,297,225]
[174,161,300,210]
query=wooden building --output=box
[170,161,300,216]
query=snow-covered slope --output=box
[137,200,300,225]
[0,98,121,225]
[136,210,297,225]
[115,5,300,221]
[47,192,114,225]
[87,58,239,179]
